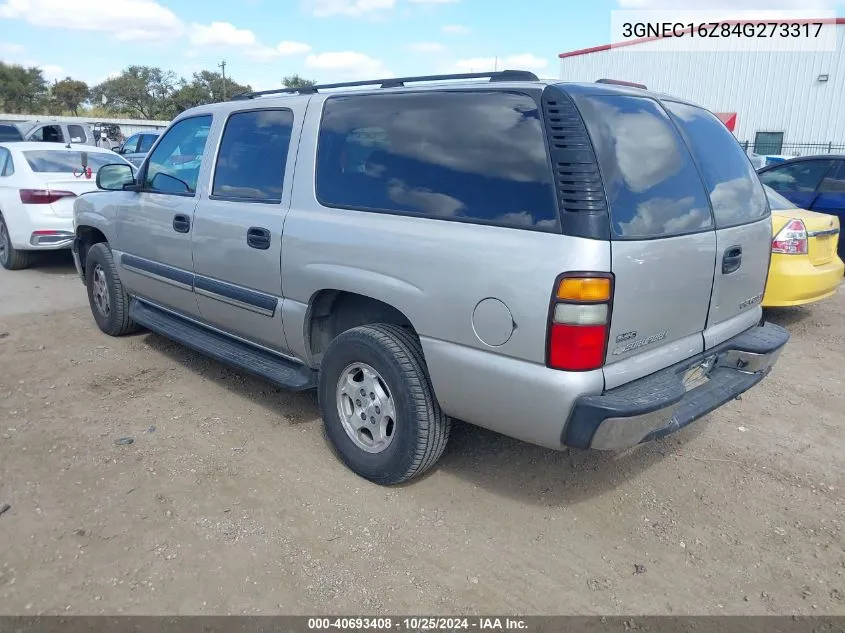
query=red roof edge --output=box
[559,17,845,58]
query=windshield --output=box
[763,184,798,210]
[24,150,129,173]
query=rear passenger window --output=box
[664,101,768,228]
[138,134,157,153]
[212,109,293,202]
[575,95,713,239]
[68,125,87,143]
[760,160,832,193]
[819,162,845,193]
[316,91,559,231]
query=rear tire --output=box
[0,216,33,271]
[85,242,140,336]
[318,324,451,485]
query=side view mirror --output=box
[115,144,125,154]
[96,163,136,191]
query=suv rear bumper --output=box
[564,322,789,450]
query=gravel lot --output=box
[0,252,843,616]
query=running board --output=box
[130,299,317,391]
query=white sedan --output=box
[0,142,133,270]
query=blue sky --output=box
[1,0,843,92]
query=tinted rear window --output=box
[24,151,124,173]
[316,91,559,231]
[0,125,23,142]
[664,101,769,228]
[575,94,713,239]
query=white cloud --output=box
[305,51,392,79]
[0,0,184,41]
[277,41,312,55]
[441,23,470,34]
[188,21,256,47]
[188,22,311,64]
[308,0,395,17]
[409,41,446,53]
[453,53,549,72]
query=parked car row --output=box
[0,72,840,486]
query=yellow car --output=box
[763,185,844,307]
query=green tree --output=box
[168,70,251,114]
[282,74,317,89]
[52,78,89,115]
[0,62,48,113]
[90,66,179,119]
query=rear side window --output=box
[819,161,845,193]
[212,109,294,202]
[664,101,768,228]
[24,150,122,173]
[68,125,87,143]
[316,91,559,231]
[575,95,713,239]
[138,134,157,153]
[759,159,832,192]
[0,125,22,141]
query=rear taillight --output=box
[19,189,77,205]
[771,218,808,255]
[546,273,613,372]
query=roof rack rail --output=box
[596,78,648,89]
[230,69,540,100]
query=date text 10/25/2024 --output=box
[307,617,528,631]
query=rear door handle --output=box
[247,226,271,250]
[722,245,743,274]
[172,214,190,233]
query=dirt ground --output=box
[0,252,843,616]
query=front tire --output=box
[0,215,33,271]
[318,324,451,485]
[85,242,140,336]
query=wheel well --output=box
[308,290,416,360]
[75,226,107,277]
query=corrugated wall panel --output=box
[560,25,845,146]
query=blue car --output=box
[758,155,845,259]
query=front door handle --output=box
[247,226,271,250]
[172,214,190,233]
[722,245,742,274]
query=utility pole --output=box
[494,56,498,71]
[218,60,227,100]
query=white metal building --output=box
[559,19,845,155]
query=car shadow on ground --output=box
[29,250,77,275]
[433,419,706,506]
[763,306,814,328]
[141,328,704,505]
[141,331,320,425]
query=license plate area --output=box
[681,354,717,392]
[809,234,835,264]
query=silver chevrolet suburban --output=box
[71,71,789,485]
